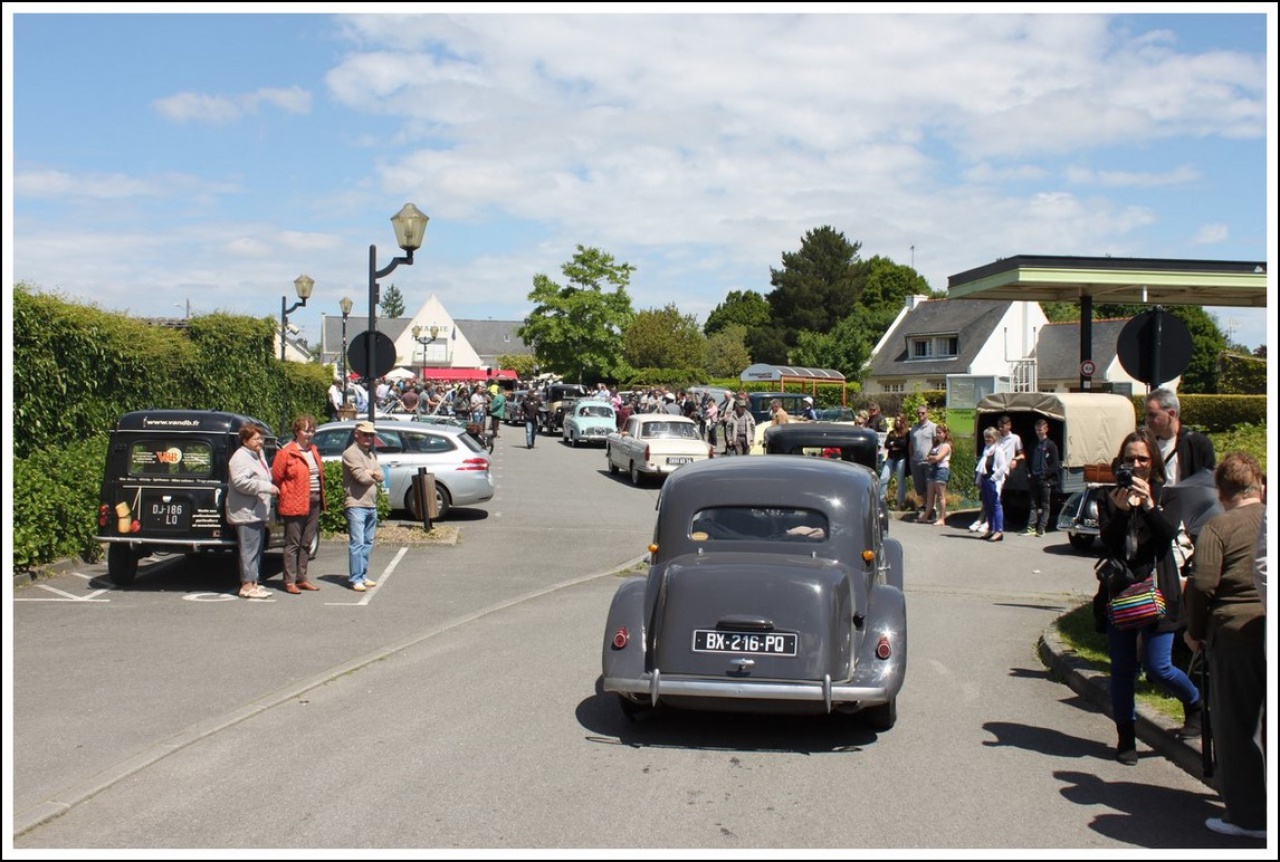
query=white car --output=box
[562,399,617,447]
[313,421,494,520]
[605,414,714,485]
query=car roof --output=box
[316,420,466,437]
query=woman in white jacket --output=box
[973,426,1009,541]
[226,423,279,598]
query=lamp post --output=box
[281,274,315,364]
[367,203,429,423]
[339,296,354,408]
[412,324,440,372]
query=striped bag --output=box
[1107,577,1167,631]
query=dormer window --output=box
[910,334,959,359]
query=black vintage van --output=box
[97,410,288,586]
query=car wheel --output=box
[607,450,619,475]
[107,544,139,587]
[618,694,652,721]
[433,483,453,520]
[1067,532,1094,551]
[861,697,897,731]
[630,461,643,486]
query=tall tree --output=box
[379,283,406,318]
[518,245,635,383]
[766,226,862,343]
[705,324,753,378]
[704,290,772,336]
[623,304,707,372]
[788,313,876,379]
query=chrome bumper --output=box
[604,669,892,713]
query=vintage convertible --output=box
[602,456,907,730]
[605,413,714,485]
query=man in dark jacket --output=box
[1144,388,1215,486]
[1026,418,1061,536]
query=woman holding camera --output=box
[1096,428,1201,765]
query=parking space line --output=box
[15,584,111,603]
[324,546,408,606]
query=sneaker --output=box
[351,582,367,592]
[1205,817,1265,840]
[1036,528,1045,537]
[969,521,988,533]
[362,579,378,588]
[1021,526,1037,535]
[239,584,270,599]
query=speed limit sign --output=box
[1080,359,1096,377]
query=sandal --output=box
[239,584,270,599]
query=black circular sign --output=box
[348,331,398,379]
[1116,307,1192,386]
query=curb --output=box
[1038,622,1215,788]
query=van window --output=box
[128,440,214,477]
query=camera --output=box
[1114,465,1134,488]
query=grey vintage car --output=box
[601,456,907,730]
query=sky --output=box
[4,4,1276,357]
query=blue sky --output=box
[5,5,1275,353]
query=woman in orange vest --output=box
[271,415,327,594]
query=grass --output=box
[1054,603,1195,723]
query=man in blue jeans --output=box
[341,421,383,592]
[522,391,542,449]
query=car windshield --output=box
[641,422,698,440]
[690,506,828,542]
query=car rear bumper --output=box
[604,671,892,712]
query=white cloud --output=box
[13,168,239,201]
[1190,223,1229,245]
[1064,163,1200,187]
[153,86,311,124]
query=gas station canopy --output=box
[947,255,1267,308]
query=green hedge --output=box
[12,434,110,568]
[320,461,392,535]
[1130,393,1267,433]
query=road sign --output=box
[1080,359,1096,377]
[348,331,397,379]
[1116,307,1192,387]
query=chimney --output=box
[904,294,931,311]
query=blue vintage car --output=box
[562,399,617,447]
[602,455,907,730]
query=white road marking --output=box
[15,584,111,602]
[325,545,409,606]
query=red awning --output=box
[413,367,517,382]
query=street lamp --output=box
[281,274,315,364]
[412,323,440,371]
[367,203,429,423]
[340,296,354,409]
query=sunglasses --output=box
[1123,455,1152,465]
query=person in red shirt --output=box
[271,415,327,594]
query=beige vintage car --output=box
[605,413,714,485]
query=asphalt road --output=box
[9,426,1249,852]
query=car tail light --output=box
[612,627,629,649]
[98,504,110,527]
[460,457,489,472]
[875,635,892,660]
[643,445,651,463]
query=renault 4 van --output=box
[96,410,287,586]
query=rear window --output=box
[128,440,215,477]
[579,405,614,418]
[641,422,698,440]
[690,506,828,542]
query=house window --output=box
[882,382,905,394]
[912,339,932,358]
[910,335,959,359]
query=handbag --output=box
[1106,575,1167,631]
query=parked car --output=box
[746,391,811,425]
[605,414,714,485]
[762,422,889,536]
[601,456,907,729]
[503,390,529,425]
[312,420,494,520]
[96,409,289,586]
[562,399,617,447]
[976,392,1135,537]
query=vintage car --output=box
[503,390,529,425]
[762,422,889,536]
[605,413,714,485]
[602,456,907,729]
[97,409,289,586]
[539,382,590,435]
[562,399,617,447]
[746,391,812,425]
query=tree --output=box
[705,324,753,378]
[788,313,875,379]
[497,353,538,379]
[624,304,707,373]
[704,290,772,336]
[766,226,862,344]
[380,283,406,318]
[745,326,790,365]
[518,245,636,383]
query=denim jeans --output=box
[346,506,378,585]
[880,457,906,507]
[525,418,537,448]
[1107,626,1199,723]
[980,475,1003,533]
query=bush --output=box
[319,460,392,536]
[13,435,109,568]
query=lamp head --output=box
[340,296,353,316]
[390,203,429,252]
[412,325,422,338]
[293,274,315,300]
[430,324,440,339]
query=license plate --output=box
[693,630,798,656]
[667,456,693,465]
[144,499,190,530]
